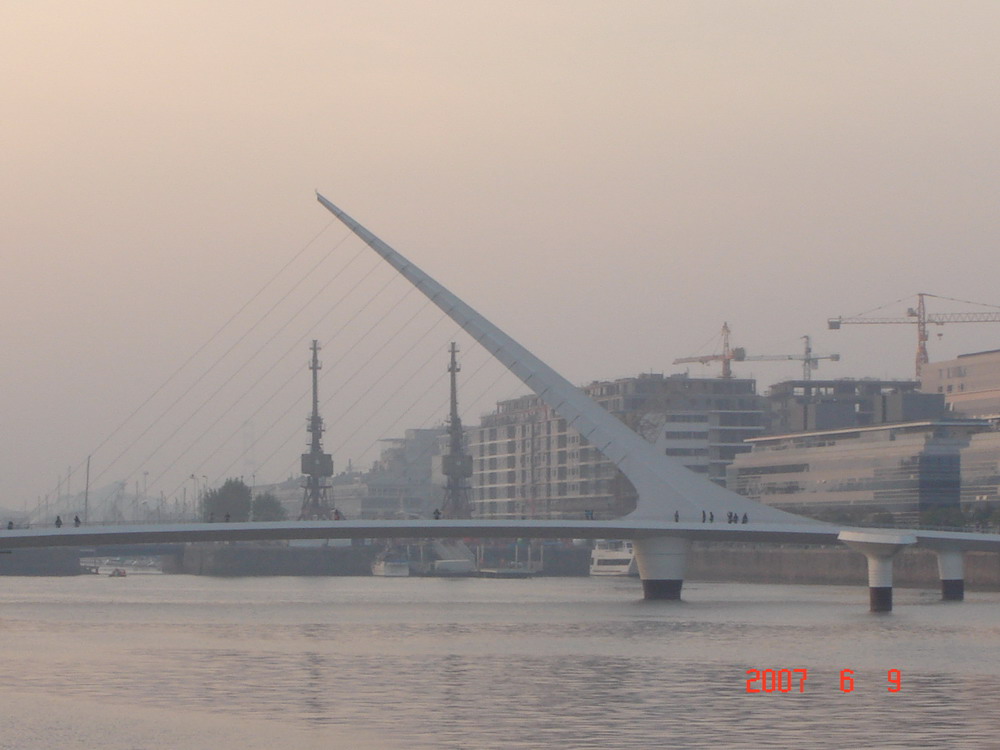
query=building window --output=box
[665,447,708,456]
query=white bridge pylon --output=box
[315,194,807,528]
[316,193,826,600]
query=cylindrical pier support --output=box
[865,554,895,612]
[632,536,690,600]
[936,548,965,602]
[839,531,916,613]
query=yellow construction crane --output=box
[828,293,1000,378]
[741,335,840,381]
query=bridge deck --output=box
[2,519,998,552]
[0,519,840,549]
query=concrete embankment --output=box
[687,542,1000,591]
[0,547,83,575]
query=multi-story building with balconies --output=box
[468,373,766,519]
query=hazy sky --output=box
[3,1,1000,511]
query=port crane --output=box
[741,335,839,381]
[299,340,334,520]
[441,342,472,519]
[828,293,1000,378]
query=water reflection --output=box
[1,577,999,748]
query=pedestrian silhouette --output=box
[709,512,714,523]
[6,521,12,530]
[674,511,679,522]
[702,510,706,523]
[742,513,749,524]
[433,508,442,520]
[55,515,63,528]
[74,515,81,527]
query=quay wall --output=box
[687,543,1000,591]
[178,543,377,576]
[0,547,82,576]
[177,542,591,577]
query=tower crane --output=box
[740,335,840,381]
[828,293,1000,378]
[673,322,745,379]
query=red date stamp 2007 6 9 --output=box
[745,669,902,693]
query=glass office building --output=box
[727,421,988,525]
[961,429,1000,506]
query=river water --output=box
[1,574,997,749]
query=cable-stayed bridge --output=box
[3,518,999,613]
[10,194,1000,612]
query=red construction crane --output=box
[673,322,746,379]
[741,335,840,381]
[828,293,1000,378]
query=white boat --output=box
[590,540,637,576]
[372,548,411,577]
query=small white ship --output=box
[589,540,637,576]
[371,546,411,577]
[371,558,411,577]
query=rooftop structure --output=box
[764,378,944,435]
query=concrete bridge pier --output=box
[936,548,965,601]
[839,531,917,612]
[632,536,690,600]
